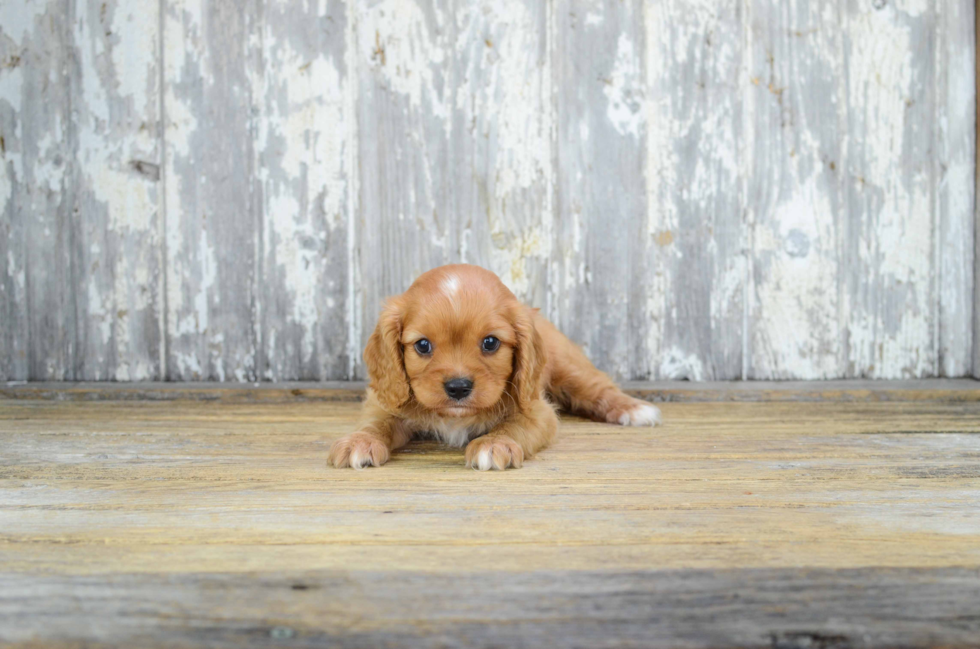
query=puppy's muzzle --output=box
[443,377,474,401]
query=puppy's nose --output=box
[444,377,474,401]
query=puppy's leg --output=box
[539,318,661,427]
[329,416,412,469]
[464,399,558,471]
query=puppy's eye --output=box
[413,339,432,355]
[482,336,501,353]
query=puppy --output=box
[329,264,660,471]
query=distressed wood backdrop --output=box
[0,0,976,382]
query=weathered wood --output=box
[257,0,351,380]
[0,1,39,381]
[746,0,843,379]
[1,399,979,573]
[163,0,261,381]
[3,378,980,402]
[844,0,938,378]
[0,380,370,402]
[1,568,978,649]
[353,0,457,378]
[938,0,976,377]
[0,1,75,380]
[0,397,979,645]
[2,0,978,382]
[72,0,163,380]
[554,0,646,381]
[645,0,744,381]
[453,0,554,311]
[975,0,980,381]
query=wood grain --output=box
[843,0,939,379]
[975,0,980,381]
[353,0,457,378]
[3,378,980,402]
[645,0,744,381]
[554,0,645,382]
[0,396,979,646]
[72,0,164,381]
[0,0,75,380]
[1,399,979,571]
[454,0,554,312]
[163,0,261,381]
[257,0,351,381]
[938,0,976,377]
[1,568,978,648]
[1,0,977,382]
[746,0,843,379]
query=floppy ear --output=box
[511,305,546,412]
[364,299,411,412]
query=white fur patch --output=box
[415,419,487,447]
[618,403,662,427]
[475,448,494,471]
[441,274,460,297]
[349,447,373,469]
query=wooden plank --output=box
[257,0,351,380]
[745,0,843,379]
[452,0,554,310]
[1,568,978,648]
[0,381,369,402]
[0,2,36,381]
[3,379,980,402]
[554,0,646,381]
[162,0,261,381]
[353,0,457,377]
[645,0,744,380]
[1,0,975,384]
[1,399,978,573]
[937,0,976,377]
[975,0,980,381]
[71,0,163,380]
[1,398,978,645]
[843,0,939,378]
[0,1,75,380]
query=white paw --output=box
[349,447,375,469]
[328,432,391,469]
[464,436,524,471]
[617,403,662,427]
[475,448,494,471]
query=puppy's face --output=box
[400,279,516,418]
[365,265,542,418]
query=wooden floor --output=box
[2,383,980,648]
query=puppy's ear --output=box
[511,305,546,412]
[364,299,410,412]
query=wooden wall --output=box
[0,0,976,382]
[975,0,980,380]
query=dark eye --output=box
[482,336,501,353]
[414,339,432,355]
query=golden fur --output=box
[328,264,661,471]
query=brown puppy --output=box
[329,264,660,471]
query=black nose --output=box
[444,377,474,401]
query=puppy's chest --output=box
[411,419,491,447]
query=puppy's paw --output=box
[606,399,662,427]
[328,432,391,469]
[465,435,524,471]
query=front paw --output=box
[328,432,391,469]
[465,435,524,471]
[607,398,662,427]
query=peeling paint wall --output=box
[0,0,976,382]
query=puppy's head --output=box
[364,265,543,417]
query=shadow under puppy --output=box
[329,264,661,471]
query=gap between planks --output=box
[1,379,978,403]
